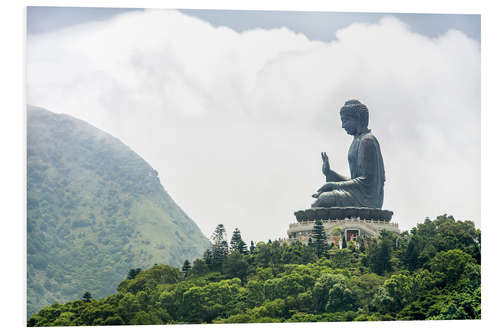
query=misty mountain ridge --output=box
[27,105,210,317]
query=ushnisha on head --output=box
[339,100,369,136]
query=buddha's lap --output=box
[312,190,358,207]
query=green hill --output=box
[27,105,211,317]
[28,215,481,326]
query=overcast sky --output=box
[28,7,480,42]
[26,7,480,242]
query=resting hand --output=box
[317,182,337,193]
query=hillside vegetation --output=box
[28,215,480,325]
[27,106,210,317]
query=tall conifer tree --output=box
[230,228,249,254]
[312,220,328,257]
[210,224,228,269]
[249,240,255,253]
[182,259,192,278]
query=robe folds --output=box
[312,129,385,209]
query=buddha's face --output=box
[341,113,360,136]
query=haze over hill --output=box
[27,105,210,317]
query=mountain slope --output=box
[27,105,210,317]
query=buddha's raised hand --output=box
[321,152,331,177]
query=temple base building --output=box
[287,207,399,246]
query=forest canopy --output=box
[28,215,480,326]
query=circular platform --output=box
[294,207,393,222]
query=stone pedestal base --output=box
[287,207,398,245]
[294,207,393,222]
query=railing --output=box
[287,218,400,239]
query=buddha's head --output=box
[340,99,369,136]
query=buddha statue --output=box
[311,100,385,209]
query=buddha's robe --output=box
[312,129,385,208]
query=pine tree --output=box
[308,237,313,246]
[230,228,249,254]
[203,248,214,266]
[312,220,328,257]
[249,240,255,253]
[182,259,192,278]
[82,291,92,302]
[210,224,228,269]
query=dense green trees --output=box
[127,268,142,280]
[28,215,480,326]
[312,273,355,312]
[365,230,395,275]
[401,215,480,270]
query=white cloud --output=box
[27,9,480,242]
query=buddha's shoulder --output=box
[360,131,379,143]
